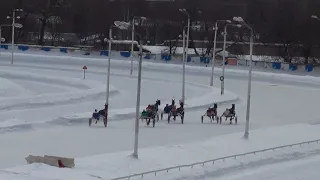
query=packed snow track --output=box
[1,52,320,170]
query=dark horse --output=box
[142,99,161,127]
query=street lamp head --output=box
[236,24,242,28]
[312,15,318,19]
[226,20,232,23]
[140,16,147,20]
[1,37,5,42]
[114,21,130,30]
[6,16,10,19]
[233,16,244,22]
[16,16,21,19]
[14,23,23,28]
[233,17,239,22]
[179,8,186,12]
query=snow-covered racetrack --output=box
[1,52,320,172]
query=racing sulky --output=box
[140,99,161,128]
[89,104,108,127]
[168,100,185,124]
[161,99,176,120]
[201,103,219,123]
[219,104,237,124]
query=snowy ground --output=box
[1,51,320,179]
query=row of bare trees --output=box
[1,0,320,62]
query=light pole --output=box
[114,21,142,158]
[210,20,231,87]
[233,16,254,139]
[105,21,131,123]
[179,8,190,103]
[182,27,186,104]
[7,8,23,64]
[133,40,143,159]
[131,16,146,75]
[221,23,241,95]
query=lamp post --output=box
[179,8,190,103]
[233,16,254,139]
[221,23,241,95]
[182,27,186,104]
[131,16,146,75]
[210,20,231,87]
[113,20,142,158]
[105,21,131,124]
[133,39,143,159]
[7,8,23,64]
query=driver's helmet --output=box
[95,109,97,112]
[166,104,169,106]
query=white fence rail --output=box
[110,139,320,180]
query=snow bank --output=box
[0,87,117,111]
[0,70,119,129]
[2,124,320,180]
[0,77,32,97]
[0,70,99,90]
[4,51,320,84]
[9,51,320,84]
[0,71,118,111]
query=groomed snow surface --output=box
[1,51,320,179]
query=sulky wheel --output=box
[103,118,107,127]
[235,116,238,125]
[89,118,92,127]
[201,116,204,123]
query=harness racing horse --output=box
[161,99,175,120]
[219,108,237,124]
[201,108,218,123]
[89,109,108,127]
[168,101,185,124]
[142,99,161,127]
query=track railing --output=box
[110,139,320,180]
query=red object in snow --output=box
[58,160,66,168]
